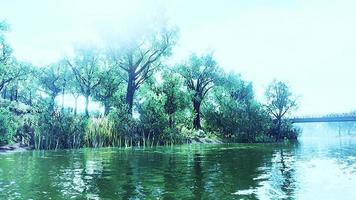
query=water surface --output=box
[1,138,356,199]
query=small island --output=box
[0,19,298,151]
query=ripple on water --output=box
[1,142,356,199]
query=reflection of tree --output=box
[97,151,139,199]
[162,154,184,200]
[0,144,302,199]
[94,151,126,199]
[279,149,296,198]
[195,145,276,199]
[121,163,136,200]
[268,143,298,200]
[193,153,204,199]
[325,139,356,168]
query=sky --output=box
[1,0,356,115]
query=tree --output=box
[0,20,11,65]
[178,53,220,129]
[59,61,71,111]
[0,22,29,93]
[138,87,168,146]
[67,48,104,117]
[162,72,186,128]
[112,28,177,114]
[19,73,39,106]
[67,75,81,116]
[265,80,297,140]
[93,60,122,115]
[0,107,18,145]
[225,73,254,104]
[38,63,66,111]
[204,73,271,142]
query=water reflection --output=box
[0,140,356,199]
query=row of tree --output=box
[0,20,299,149]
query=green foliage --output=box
[0,20,300,150]
[204,73,273,142]
[265,80,298,140]
[0,107,18,145]
[138,91,168,145]
[1,21,31,96]
[92,61,122,115]
[67,48,104,116]
[107,98,138,147]
[269,120,300,141]
[265,80,297,120]
[177,53,222,129]
[35,109,88,149]
[111,27,178,114]
[0,20,11,65]
[85,117,115,148]
[38,62,67,110]
[161,71,190,127]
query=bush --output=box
[36,109,87,149]
[268,120,301,141]
[203,93,273,143]
[138,94,168,146]
[281,122,300,140]
[107,106,138,147]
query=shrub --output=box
[35,109,87,149]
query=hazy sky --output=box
[1,0,356,115]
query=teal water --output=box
[0,138,356,199]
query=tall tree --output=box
[17,71,39,106]
[0,21,11,65]
[39,63,66,111]
[0,61,31,93]
[161,71,187,128]
[0,22,29,93]
[67,48,103,117]
[178,53,220,129]
[67,72,81,116]
[93,61,122,115]
[112,28,176,114]
[265,80,297,140]
[59,61,71,111]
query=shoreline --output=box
[0,140,299,154]
[0,143,33,154]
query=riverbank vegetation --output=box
[0,20,300,150]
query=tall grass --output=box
[85,117,117,148]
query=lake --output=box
[1,136,356,199]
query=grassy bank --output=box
[0,99,299,151]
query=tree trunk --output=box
[14,85,18,102]
[61,87,65,111]
[104,102,110,116]
[193,98,202,129]
[2,87,6,99]
[10,87,14,101]
[126,70,136,115]
[85,95,89,117]
[29,90,32,106]
[276,117,282,141]
[169,114,173,128]
[74,96,78,116]
[49,95,56,112]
